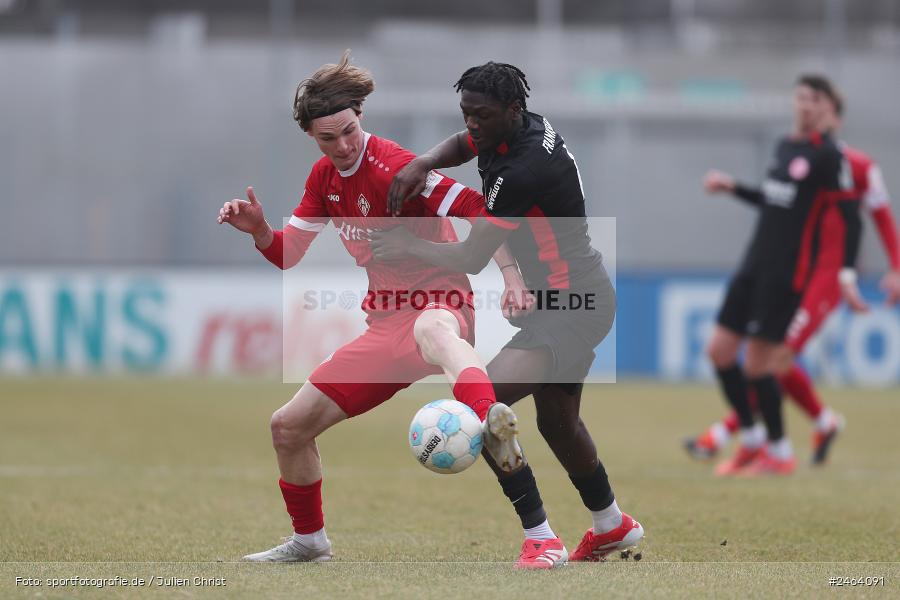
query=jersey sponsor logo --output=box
[336,221,373,241]
[761,178,797,208]
[542,118,557,154]
[357,194,370,216]
[421,170,444,198]
[788,156,810,181]
[327,194,340,203]
[487,176,504,210]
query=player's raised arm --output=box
[388,131,475,216]
[217,186,274,248]
[217,186,321,270]
[703,169,763,206]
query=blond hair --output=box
[293,50,375,131]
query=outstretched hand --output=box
[217,186,266,234]
[703,170,736,195]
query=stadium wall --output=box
[1,270,897,386]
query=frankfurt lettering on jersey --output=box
[475,111,604,290]
[541,118,557,154]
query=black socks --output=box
[568,461,615,511]
[748,375,784,440]
[498,465,547,529]
[716,364,754,428]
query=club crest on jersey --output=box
[357,194,370,216]
[788,156,810,181]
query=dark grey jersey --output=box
[469,111,604,290]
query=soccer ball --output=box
[409,399,483,474]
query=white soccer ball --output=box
[409,399,483,474]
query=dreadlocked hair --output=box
[293,49,375,131]
[454,62,530,110]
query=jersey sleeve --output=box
[388,145,487,220]
[863,163,892,210]
[732,182,764,206]
[417,170,486,220]
[864,164,900,270]
[257,165,330,270]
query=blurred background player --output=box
[372,62,642,566]
[687,81,900,466]
[701,74,861,477]
[217,52,530,563]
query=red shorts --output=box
[309,305,475,418]
[785,269,842,353]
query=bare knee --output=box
[414,311,461,365]
[270,409,314,454]
[707,328,741,369]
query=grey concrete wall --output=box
[2,25,898,274]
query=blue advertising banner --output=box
[2,270,898,386]
[612,272,900,386]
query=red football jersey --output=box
[816,143,899,272]
[259,132,489,317]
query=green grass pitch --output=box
[1,378,898,599]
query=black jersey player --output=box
[371,62,642,567]
[707,74,860,477]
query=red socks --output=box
[722,411,740,434]
[452,367,496,421]
[279,478,324,534]
[779,364,823,418]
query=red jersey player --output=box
[217,52,529,563]
[688,85,900,469]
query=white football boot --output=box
[241,534,333,563]
[483,403,525,472]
